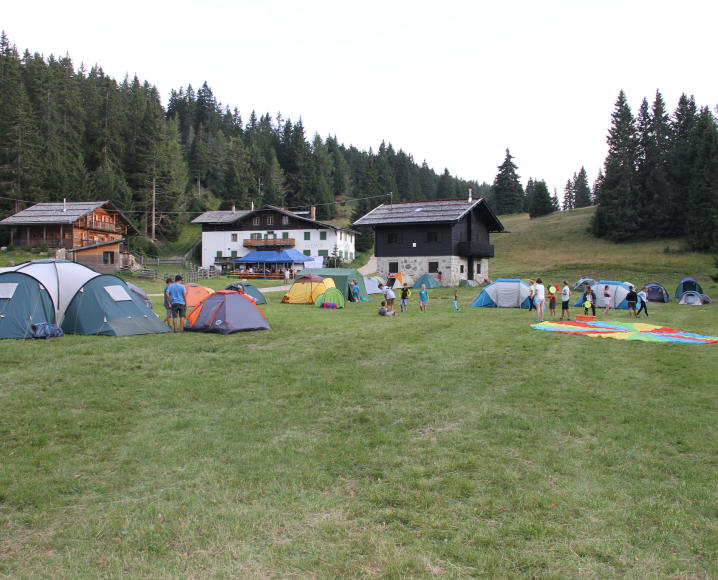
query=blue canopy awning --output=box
[235,249,312,264]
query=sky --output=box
[4,0,718,198]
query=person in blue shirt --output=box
[166,274,187,332]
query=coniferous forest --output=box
[0,34,489,252]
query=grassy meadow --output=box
[1,208,717,578]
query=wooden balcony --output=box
[243,238,295,248]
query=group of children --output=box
[528,279,650,323]
[377,282,457,316]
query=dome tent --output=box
[296,268,369,302]
[314,287,346,308]
[62,275,171,336]
[412,273,439,289]
[644,282,670,303]
[575,280,631,310]
[472,279,531,308]
[675,277,702,299]
[225,282,267,305]
[184,283,215,309]
[282,274,336,304]
[185,290,269,333]
[678,291,710,305]
[0,271,56,339]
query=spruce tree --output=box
[562,179,575,211]
[523,178,535,212]
[528,180,554,218]
[491,149,524,214]
[666,94,697,236]
[573,167,592,208]
[592,90,639,240]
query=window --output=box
[426,231,438,243]
[282,232,289,239]
[389,261,399,273]
[231,233,238,242]
[303,250,311,256]
[103,251,115,265]
[460,265,465,273]
[477,261,482,274]
[320,231,327,241]
[387,233,399,244]
[318,249,329,257]
[231,250,237,257]
[428,262,439,273]
[304,232,311,240]
[339,232,343,240]
[250,233,262,240]
[104,285,131,301]
[282,215,289,225]
[253,217,260,226]
[266,216,274,226]
[216,251,223,258]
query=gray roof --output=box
[192,210,251,224]
[0,201,139,233]
[353,198,504,231]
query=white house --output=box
[192,205,357,270]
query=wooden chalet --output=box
[0,201,139,272]
[353,197,504,285]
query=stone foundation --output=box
[377,256,490,286]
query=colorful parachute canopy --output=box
[532,320,718,344]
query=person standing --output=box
[636,286,649,317]
[162,277,173,326]
[400,283,410,312]
[453,289,459,312]
[353,279,361,303]
[167,274,187,332]
[284,268,290,284]
[528,279,536,312]
[547,283,557,319]
[418,284,429,312]
[534,278,546,322]
[603,284,612,315]
[560,280,571,320]
[626,285,638,318]
[582,284,596,316]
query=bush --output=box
[130,236,159,257]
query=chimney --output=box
[310,205,316,220]
[232,205,236,213]
[63,198,67,212]
[251,201,254,211]
[468,188,472,203]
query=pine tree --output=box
[684,107,718,250]
[592,90,639,240]
[551,188,560,211]
[523,178,535,212]
[491,149,524,214]
[528,180,554,218]
[562,179,574,211]
[573,167,591,208]
[666,93,698,236]
[352,157,380,251]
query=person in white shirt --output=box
[560,280,571,320]
[534,277,546,323]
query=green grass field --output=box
[1,209,717,578]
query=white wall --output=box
[200,228,355,268]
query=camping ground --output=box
[1,208,717,578]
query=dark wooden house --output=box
[0,201,139,272]
[353,197,503,285]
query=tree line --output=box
[0,33,488,250]
[593,90,718,250]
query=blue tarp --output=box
[235,249,312,264]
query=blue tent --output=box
[472,279,531,308]
[644,282,669,303]
[575,280,630,310]
[0,271,56,339]
[675,277,702,299]
[235,249,312,264]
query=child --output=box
[378,300,388,316]
[418,284,429,312]
[636,286,649,317]
[582,284,596,316]
[400,283,411,312]
[163,278,173,326]
[453,289,459,311]
[547,284,557,319]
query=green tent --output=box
[314,287,346,308]
[225,282,267,305]
[0,271,56,339]
[412,273,440,289]
[62,274,171,336]
[297,268,369,302]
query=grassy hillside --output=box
[491,207,716,293]
[1,209,717,578]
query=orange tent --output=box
[183,283,215,309]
